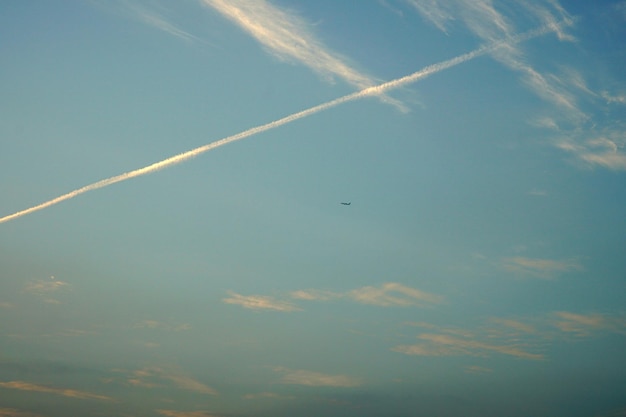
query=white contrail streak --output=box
[0,23,562,225]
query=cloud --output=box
[0,22,561,225]
[113,367,217,395]
[229,282,441,312]
[465,365,493,374]
[407,0,588,124]
[502,256,582,278]
[122,2,205,44]
[348,282,443,307]
[134,320,192,331]
[407,0,455,33]
[274,367,362,387]
[223,292,301,312]
[243,391,293,400]
[393,333,544,360]
[414,1,626,172]
[24,279,70,294]
[202,0,409,111]
[23,278,71,304]
[289,289,341,301]
[0,380,113,401]
[165,373,218,396]
[156,411,219,417]
[553,311,626,337]
[0,409,42,417]
[490,318,536,334]
[601,91,626,105]
[201,0,379,90]
[557,133,626,171]
[0,302,13,309]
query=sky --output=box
[1,1,625,416]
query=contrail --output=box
[0,23,563,225]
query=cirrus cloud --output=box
[274,367,362,387]
[223,292,301,312]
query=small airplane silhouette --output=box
[340,202,351,205]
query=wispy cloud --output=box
[348,282,443,307]
[406,0,626,171]
[0,302,13,309]
[116,367,217,395]
[408,0,455,34]
[393,333,544,360]
[291,283,442,307]
[0,380,112,401]
[528,189,548,196]
[274,367,362,387]
[0,22,562,225]
[0,409,42,417]
[490,318,536,334]
[111,0,206,44]
[243,391,293,400]
[24,279,70,294]
[223,292,301,312]
[230,282,442,312]
[552,311,626,337]
[502,256,582,278]
[408,0,580,118]
[289,289,341,301]
[23,278,71,304]
[465,365,493,374]
[200,1,388,94]
[134,320,192,331]
[556,132,626,171]
[156,411,219,417]
[601,91,626,105]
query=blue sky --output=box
[1,1,625,416]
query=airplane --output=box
[340,202,351,205]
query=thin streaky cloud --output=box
[393,333,544,360]
[465,365,493,374]
[274,367,362,387]
[134,320,191,331]
[556,127,626,170]
[348,282,443,307]
[553,311,626,337]
[24,279,70,294]
[289,289,342,301]
[502,256,582,278]
[601,91,626,104]
[124,2,206,44]
[0,409,43,417]
[490,318,536,334]
[243,391,293,400]
[223,292,301,312]
[121,367,218,395]
[290,283,441,307]
[408,0,582,120]
[156,411,219,417]
[0,380,113,401]
[201,0,372,84]
[0,21,566,225]
[406,0,454,34]
[409,0,626,173]
[200,0,403,111]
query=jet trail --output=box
[0,23,564,225]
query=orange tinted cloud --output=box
[0,380,112,401]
